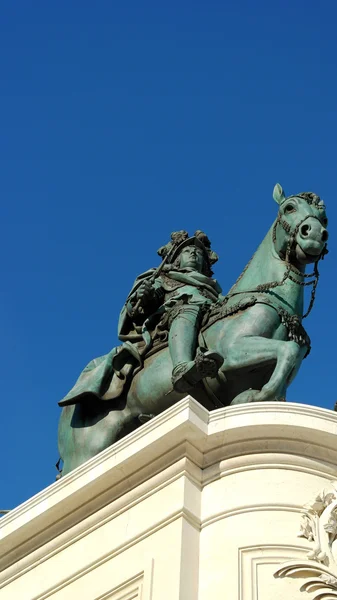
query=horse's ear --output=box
[273,183,286,205]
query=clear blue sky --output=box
[1,2,336,509]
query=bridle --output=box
[265,212,328,318]
[227,204,328,320]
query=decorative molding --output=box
[274,481,337,598]
[0,503,197,591]
[239,545,308,600]
[96,573,143,600]
[202,503,303,530]
[203,452,337,486]
[275,561,337,600]
[2,399,337,596]
[208,401,337,423]
[0,456,201,587]
[0,397,205,528]
[0,451,202,576]
[36,573,144,600]
[2,399,337,532]
[32,560,154,600]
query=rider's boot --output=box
[169,305,223,393]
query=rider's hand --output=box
[135,280,155,307]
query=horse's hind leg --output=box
[58,402,138,476]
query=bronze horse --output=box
[58,184,328,475]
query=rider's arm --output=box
[127,278,164,318]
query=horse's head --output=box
[273,183,328,266]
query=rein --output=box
[268,213,324,318]
[227,213,328,319]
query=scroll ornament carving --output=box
[274,482,337,598]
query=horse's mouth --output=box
[295,243,323,264]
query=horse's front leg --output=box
[224,335,305,404]
[218,304,307,404]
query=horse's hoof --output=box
[254,385,287,403]
[230,389,261,405]
[138,413,155,424]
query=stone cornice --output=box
[1,398,337,577]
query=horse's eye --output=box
[284,204,296,214]
[322,217,328,227]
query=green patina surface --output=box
[58,184,329,476]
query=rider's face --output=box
[179,246,204,272]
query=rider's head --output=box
[157,230,218,277]
[178,245,205,272]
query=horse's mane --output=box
[296,192,322,205]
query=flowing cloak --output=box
[58,269,222,407]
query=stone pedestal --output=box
[1,397,337,599]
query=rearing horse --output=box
[58,184,328,475]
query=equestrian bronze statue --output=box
[58,183,328,475]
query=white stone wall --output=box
[1,398,337,599]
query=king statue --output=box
[59,230,224,407]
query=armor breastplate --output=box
[159,274,186,292]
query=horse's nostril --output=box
[322,230,329,242]
[300,224,310,237]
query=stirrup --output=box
[172,349,223,393]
